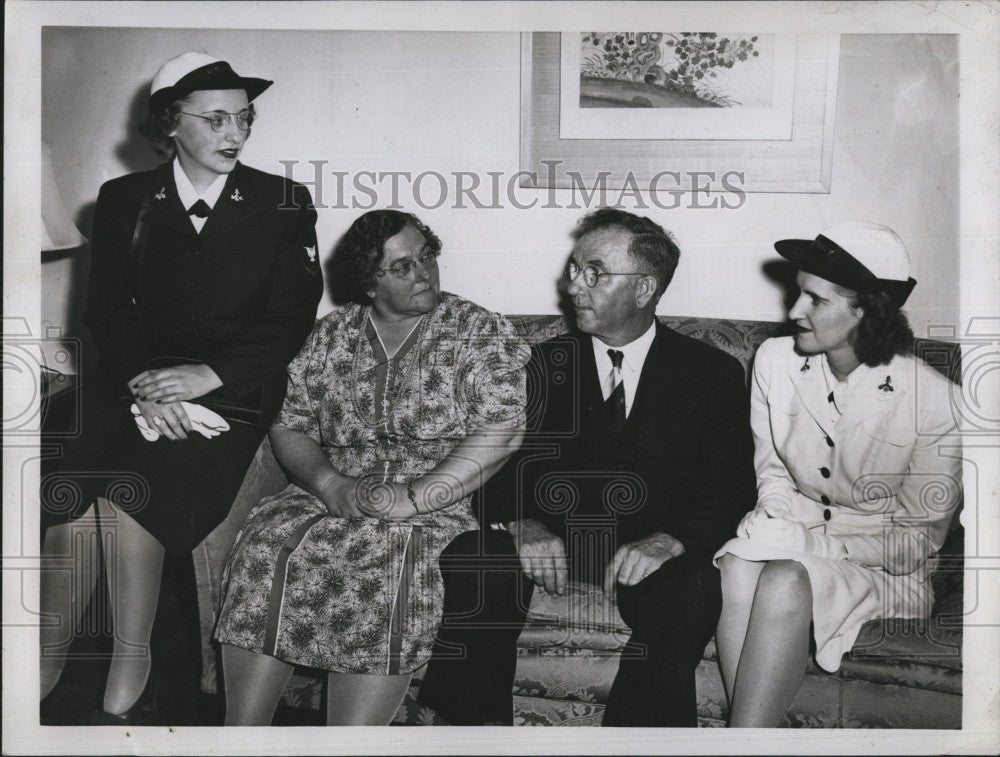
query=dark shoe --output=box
[89,666,158,726]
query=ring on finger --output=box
[152,416,163,425]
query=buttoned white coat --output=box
[716,337,962,670]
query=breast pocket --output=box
[858,420,916,482]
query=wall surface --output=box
[41,29,958,369]
[9,5,1000,755]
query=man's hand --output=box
[131,364,223,403]
[509,519,568,596]
[603,532,685,596]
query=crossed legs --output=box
[715,555,813,727]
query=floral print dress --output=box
[215,292,529,675]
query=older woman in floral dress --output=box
[214,209,530,725]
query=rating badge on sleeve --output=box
[303,244,319,274]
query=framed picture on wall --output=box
[520,32,840,193]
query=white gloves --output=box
[130,402,230,441]
[743,516,815,553]
[737,503,792,538]
[738,506,846,559]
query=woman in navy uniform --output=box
[713,221,962,726]
[39,52,323,722]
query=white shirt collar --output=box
[173,160,228,213]
[591,320,657,415]
[820,353,872,421]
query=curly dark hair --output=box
[573,207,680,301]
[850,290,914,366]
[328,209,442,305]
[139,97,255,160]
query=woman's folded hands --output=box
[132,396,192,441]
[319,476,416,521]
[743,516,816,554]
[736,503,793,539]
[131,364,223,404]
[737,505,848,560]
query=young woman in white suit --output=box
[714,221,962,727]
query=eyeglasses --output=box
[376,249,440,279]
[178,107,255,132]
[565,260,646,288]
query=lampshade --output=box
[41,142,86,252]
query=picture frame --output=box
[520,32,841,193]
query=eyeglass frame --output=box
[177,105,256,133]
[375,249,441,279]
[565,259,647,288]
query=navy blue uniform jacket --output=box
[84,160,323,402]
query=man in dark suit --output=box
[417,208,757,727]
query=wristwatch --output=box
[406,483,420,514]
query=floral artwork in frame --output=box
[520,32,841,193]
[560,32,797,140]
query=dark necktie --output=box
[188,199,212,218]
[605,349,626,431]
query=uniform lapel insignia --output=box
[304,245,318,263]
[838,367,904,430]
[206,173,254,236]
[145,165,197,237]
[801,357,811,372]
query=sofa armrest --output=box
[201,435,289,584]
[194,436,289,691]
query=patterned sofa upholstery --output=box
[193,315,963,728]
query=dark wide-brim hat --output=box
[774,220,917,307]
[149,52,272,113]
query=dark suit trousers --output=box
[417,530,722,727]
[602,552,722,727]
[417,530,533,725]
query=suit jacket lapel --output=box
[629,322,696,434]
[146,163,197,239]
[573,331,606,422]
[788,355,837,439]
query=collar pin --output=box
[878,375,894,392]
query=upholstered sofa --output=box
[193,314,963,728]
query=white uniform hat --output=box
[775,221,916,306]
[149,52,272,112]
